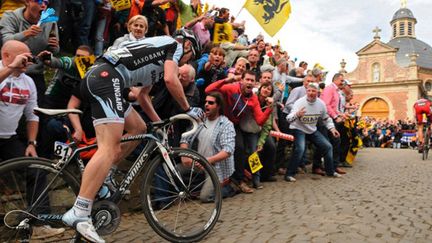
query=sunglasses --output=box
[33,0,49,5]
[205,100,216,105]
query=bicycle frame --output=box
[27,132,186,222]
[17,111,198,228]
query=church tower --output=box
[390,1,417,39]
[343,0,432,120]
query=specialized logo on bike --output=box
[112,78,123,111]
[37,214,63,220]
[100,71,109,78]
[119,153,148,192]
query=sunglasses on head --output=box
[205,100,216,105]
[33,0,49,5]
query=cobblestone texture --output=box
[45,148,432,242]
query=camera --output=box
[29,56,38,64]
[41,53,52,61]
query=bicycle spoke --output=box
[29,169,39,207]
[0,158,79,242]
[141,148,222,242]
[189,174,210,193]
[184,197,214,213]
[173,198,184,233]
[150,185,178,195]
[154,197,179,214]
[150,194,178,203]
[187,161,195,189]
[154,170,178,191]
[8,172,26,213]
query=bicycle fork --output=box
[156,142,188,193]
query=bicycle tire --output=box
[140,148,222,242]
[423,127,430,160]
[0,157,80,242]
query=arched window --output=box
[426,80,432,92]
[393,24,397,38]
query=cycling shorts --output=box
[414,100,432,123]
[81,62,132,126]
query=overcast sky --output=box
[203,0,432,75]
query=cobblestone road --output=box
[57,148,432,242]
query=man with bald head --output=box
[0,40,65,239]
[0,40,39,158]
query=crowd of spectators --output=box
[359,117,416,149]
[0,1,364,192]
[0,0,416,240]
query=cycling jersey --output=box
[414,98,432,123]
[102,35,183,88]
[81,35,183,125]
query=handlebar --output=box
[150,114,199,138]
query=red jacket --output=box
[205,79,272,126]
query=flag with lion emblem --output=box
[244,0,291,36]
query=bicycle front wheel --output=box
[140,148,222,242]
[0,157,80,242]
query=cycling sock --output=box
[72,196,93,218]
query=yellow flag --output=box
[196,3,202,16]
[244,0,291,37]
[159,3,170,10]
[213,23,233,44]
[203,3,209,15]
[110,0,131,11]
[248,152,263,174]
[75,55,96,79]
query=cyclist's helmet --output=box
[173,28,201,60]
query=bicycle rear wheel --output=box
[0,157,80,242]
[423,127,430,160]
[140,148,222,242]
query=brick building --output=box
[343,3,432,121]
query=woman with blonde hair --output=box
[110,15,148,49]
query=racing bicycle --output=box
[0,108,222,242]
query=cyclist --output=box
[413,96,432,153]
[62,29,204,243]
